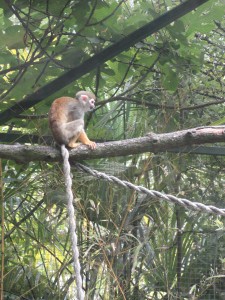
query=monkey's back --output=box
[49,97,76,145]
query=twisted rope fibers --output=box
[59,151,225,299]
[61,145,85,300]
[76,163,225,217]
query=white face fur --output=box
[79,94,95,112]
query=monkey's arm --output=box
[78,131,96,149]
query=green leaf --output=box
[101,65,116,76]
[4,25,25,49]
[162,68,179,91]
[210,117,225,126]
[182,1,224,36]
[138,53,158,67]
[61,48,87,68]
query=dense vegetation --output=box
[0,0,225,299]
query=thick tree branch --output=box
[0,127,225,163]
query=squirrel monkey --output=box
[49,91,96,293]
[49,91,96,149]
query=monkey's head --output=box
[76,91,96,112]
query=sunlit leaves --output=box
[182,0,225,36]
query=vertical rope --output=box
[61,145,85,300]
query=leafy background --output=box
[1,0,225,299]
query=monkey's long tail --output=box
[61,144,85,300]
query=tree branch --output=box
[0,126,225,163]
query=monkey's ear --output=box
[81,94,88,101]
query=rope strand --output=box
[61,145,85,300]
[76,163,225,217]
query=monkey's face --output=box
[78,94,95,112]
[88,98,95,110]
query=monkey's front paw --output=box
[86,141,96,150]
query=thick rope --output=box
[61,145,85,300]
[76,163,225,217]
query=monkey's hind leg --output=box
[68,134,80,148]
[64,121,83,148]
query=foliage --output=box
[1,0,225,299]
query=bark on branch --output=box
[0,126,225,163]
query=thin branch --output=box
[0,0,208,125]
[96,95,225,111]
